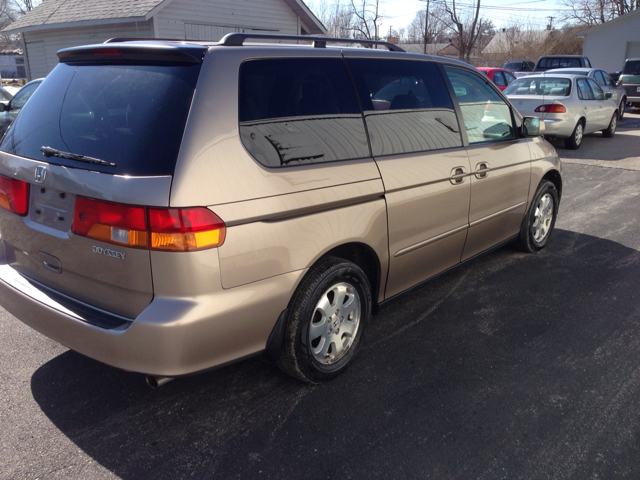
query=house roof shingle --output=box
[3,0,166,33]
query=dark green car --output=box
[619,58,640,108]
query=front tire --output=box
[277,257,371,383]
[516,180,559,253]
[619,99,626,120]
[602,111,618,138]
[564,121,584,149]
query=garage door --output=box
[626,42,640,59]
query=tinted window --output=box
[538,57,582,70]
[622,60,640,75]
[504,77,571,96]
[346,58,461,156]
[503,62,521,71]
[1,63,200,176]
[239,58,368,167]
[576,78,594,100]
[445,67,515,144]
[587,78,605,100]
[493,71,506,86]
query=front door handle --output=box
[475,162,490,179]
[450,166,467,185]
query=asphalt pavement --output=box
[1,109,640,479]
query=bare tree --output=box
[559,0,636,26]
[349,0,383,43]
[313,0,355,37]
[406,5,447,46]
[441,0,488,62]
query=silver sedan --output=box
[544,67,627,119]
[505,74,619,149]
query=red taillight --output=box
[0,174,29,216]
[73,197,148,248]
[534,104,567,113]
[72,197,226,252]
[93,48,122,57]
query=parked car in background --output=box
[545,67,627,119]
[0,78,44,136]
[617,58,640,109]
[0,87,13,109]
[0,35,561,386]
[502,60,535,78]
[534,55,592,72]
[505,74,618,149]
[477,67,516,90]
[610,71,621,83]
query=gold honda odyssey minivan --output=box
[0,34,561,384]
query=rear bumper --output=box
[0,255,303,377]
[541,116,577,138]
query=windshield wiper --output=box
[41,146,116,167]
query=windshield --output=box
[504,77,572,96]
[503,62,521,70]
[1,62,200,176]
[622,60,640,75]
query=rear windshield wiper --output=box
[41,146,116,167]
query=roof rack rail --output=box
[218,33,405,52]
[104,37,196,44]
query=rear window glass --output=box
[503,62,522,71]
[504,77,572,96]
[537,57,582,70]
[622,60,640,75]
[1,63,200,176]
[239,58,369,168]
[346,58,462,156]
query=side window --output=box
[11,82,39,110]
[238,58,368,167]
[493,71,506,87]
[587,78,605,100]
[444,66,516,144]
[504,72,516,85]
[576,78,594,100]
[594,71,606,86]
[603,72,615,86]
[585,58,592,68]
[346,58,462,156]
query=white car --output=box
[505,74,619,149]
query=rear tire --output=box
[602,111,618,138]
[516,180,559,253]
[277,257,371,383]
[564,121,584,149]
[619,99,626,120]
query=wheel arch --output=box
[319,242,382,311]
[542,169,563,200]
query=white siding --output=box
[184,23,273,41]
[627,41,640,59]
[155,0,299,40]
[23,21,153,80]
[582,12,640,72]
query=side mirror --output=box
[523,116,545,137]
[605,92,613,99]
[0,103,6,113]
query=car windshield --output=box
[622,60,640,75]
[504,77,572,96]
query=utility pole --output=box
[547,16,554,30]
[419,0,430,54]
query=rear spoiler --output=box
[57,43,206,65]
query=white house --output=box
[2,0,326,80]
[578,9,640,72]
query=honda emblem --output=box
[34,166,47,184]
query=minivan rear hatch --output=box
[0,43,204,321]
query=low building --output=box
[577,9,640,73]
[0,49,26,79]
[2,0,325,80]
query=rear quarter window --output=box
[238,58,369,168]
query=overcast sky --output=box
[306,0,573,35]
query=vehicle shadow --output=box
[31,229,640,479]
